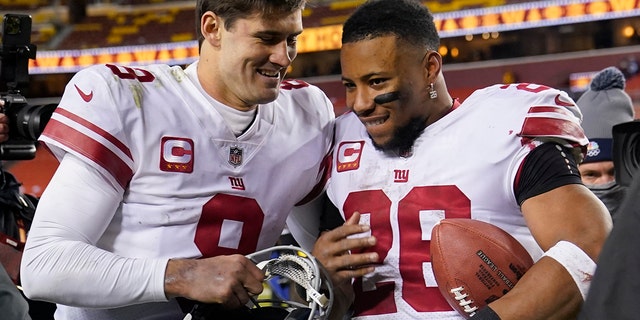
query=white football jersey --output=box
[36,62,334,318]
[326,83,587,319]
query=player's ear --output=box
[200,11,222,47]
[423,50,442,84]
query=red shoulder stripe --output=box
[42,118,133,189]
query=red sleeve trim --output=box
[54,108,133,159]
[42,118,133,189]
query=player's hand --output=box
[0,101,9,143]
[312,212,378,284]
[164,254,265,309]
[312,212,377,320]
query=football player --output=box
[291,0,612,319]
[19,1,334,319]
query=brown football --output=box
[430,219,534,319]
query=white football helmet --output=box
[183,245,334,320]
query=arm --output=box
[488,183,612,319]
[287,190,345,251]
[20,153,264,309]
[20,153,169,307]
[287,192,326,251]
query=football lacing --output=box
[450,286,478,316]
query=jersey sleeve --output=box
[39,64,135,191]
[284,81,336,249]
[20,153,169,307]
[514,84,589,163]
[286,80,336,206]
[515,142,583,205]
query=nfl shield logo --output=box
[229,146,243,166]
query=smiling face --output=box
[198,9,303,110]
[341,35,437,151]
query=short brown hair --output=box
[195,0,307,45]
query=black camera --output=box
[0,14,56,160]
[613,120,640,187]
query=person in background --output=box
[18,1,335,319]
[576,66,636,220]
[577,142,640,320]
[294,0,613,319]
[0,102,30,320]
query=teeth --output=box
[259,70,279,77]
[364,119,385,127]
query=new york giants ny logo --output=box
[394,169,409,183]
[229,177,245,190]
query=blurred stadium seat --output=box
[2,0,197,50]
[2,0,517,51]
[0,0,52,10]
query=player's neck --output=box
[394,98,457,158]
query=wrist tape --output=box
[542,240,596,300]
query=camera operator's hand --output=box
[0,100,9,143]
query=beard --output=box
[371,116,426,154]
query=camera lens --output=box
[15,103,57,141]
[5,16,22,35]
[613,121,640,187]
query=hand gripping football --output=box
[430,219,534,319]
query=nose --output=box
[271,41,295,68]
[349,89,375,116]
